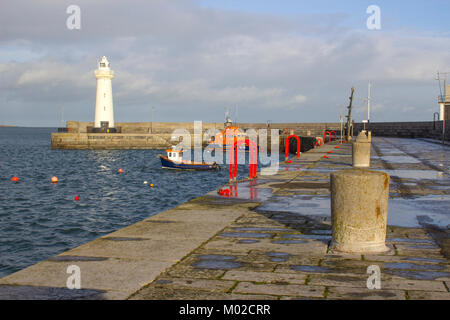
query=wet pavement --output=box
[1,137,449,300]
[128,137,449,300]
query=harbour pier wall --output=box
[51,121,341,150]
[354,121,450,141]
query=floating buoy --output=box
[11,176,19,182]
[328,151,333,153]
[323,155,329,159]
[335,146,340,149]
[150,183,154,188]
[286,160,293,164]
[143,181,148,184]
[74,196,79,201]
[118,168,123,173]
[51,176,58,183]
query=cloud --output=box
[0,0,449,126]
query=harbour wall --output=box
[354,121,450,141]
[52,120,450,150]
[52,121,341,150]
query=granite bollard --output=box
[352,131,371,167]
[330,169,390,253]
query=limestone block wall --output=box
[65,121,341,136]
[353,121,450,141]
[51,133,174,149]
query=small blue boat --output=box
[159,147,220,171]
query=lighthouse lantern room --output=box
[94,56,115,131]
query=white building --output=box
[94,56,115,129]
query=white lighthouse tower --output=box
[94,56,115,130]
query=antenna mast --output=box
[345,87,355,141]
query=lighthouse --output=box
[94,56,115,130]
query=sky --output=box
[0,0,449,127]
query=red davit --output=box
[285,135,301,162]
[323,130,337,144]
[314,138,324,148]
[229,138,258,183]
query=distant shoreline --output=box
[0,125,17,127]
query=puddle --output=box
[428,185,450,190]
[405,257,445,263]
[192,254,243,270]
[215,183,273,201]
[290,265,331,273]
[387,238,434,244]
[257,195,330,217]
[407,245,439,249]
[311,229,332,235]
[388,195,450,228]
[270,258,288,262]
[267,252,290,257]
[219,232,273,238]
[384,270,450,280]
[380,156,421,164]
[192,260,242,270]
[384,262,445,271]
[272,240,308,244]
[238,239,260,244]
[155,279,172,284]
[260,193,449,229]
[281,234,330,240]
[302,168,338,173]
[267,252,291,262]
[383,169,446,180]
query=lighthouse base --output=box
[88,127,119,133]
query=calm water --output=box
[0,127,251,277]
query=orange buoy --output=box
[118,168,123,173]
[323,155,329,159]
[74,196,79,201]
[11,176,19,182]
[150,183,154,188]
[51,176,58,183]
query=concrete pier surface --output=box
[1,137,449,300]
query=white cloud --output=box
[0,0,449,125]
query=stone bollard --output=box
[330,169,390,253]
[352,131,371,167]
